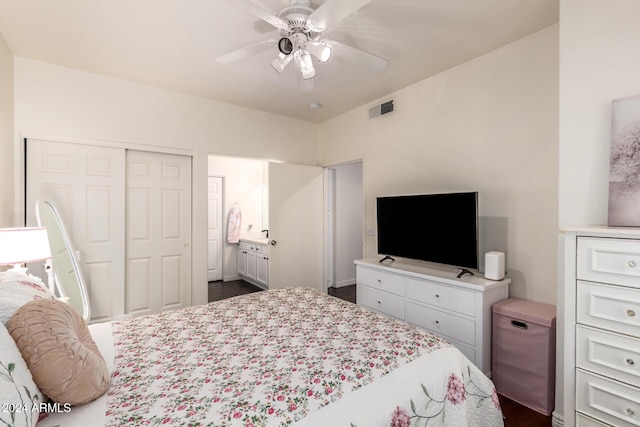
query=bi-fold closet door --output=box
[26,139,192,323]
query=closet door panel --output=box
[85,186,112,243]
[128,188,152,240]
[126,257,152,314]
[126,150,192,315]
[162,189,182,238]
[26,139,126,323]
[161,255,182,306]
[87,261,115,321]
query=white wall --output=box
[12,57,318,306]
[558,0,640,227]
[0,33,13,227]
[334,161,363,286]
[208,155,267,280]
[319,26,559,305]
[556,0,640,422]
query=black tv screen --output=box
[376,192,479,269]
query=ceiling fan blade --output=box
[221,0,288,30]
[307,0,373,32]
[216,39,277,64]
[324,39,388,73]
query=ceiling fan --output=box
[217,0,388,93]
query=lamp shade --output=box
[271,52,293,73]
[294,49,316,80]
[0,227,51,266]
[307,41,331,63]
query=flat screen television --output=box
[376,192,479,270]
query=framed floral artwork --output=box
[608,94,640,226]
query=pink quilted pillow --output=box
[7,299,110,406]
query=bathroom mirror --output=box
[36,199,91,322]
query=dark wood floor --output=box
[207,279,263,302]
[208,281,552,427]
[208,280,357,304]
[499,395,552,427]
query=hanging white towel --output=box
[227,204,242,243]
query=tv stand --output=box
[355,258,510,376]
[456,268,474,278]
[379,255,395,263]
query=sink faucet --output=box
[262,229,269,238]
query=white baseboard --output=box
[551,410,563,427]
[224,274,241,282]
[332,279,356,288]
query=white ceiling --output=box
[0,0,558,123]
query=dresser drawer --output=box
[407,278,476,316]
[577,412,616,426]
[578,237,640,288]
[454,343,476,366]
[577,370,640,427]
[357,285,405,320]
[577,325,640,385]
[577,282,640,338]
[407,302,476,346]
[356,266,405,297]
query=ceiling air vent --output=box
[369,99,394,120]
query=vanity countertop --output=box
[239,237,269,245]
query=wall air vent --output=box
[369,99,394,120]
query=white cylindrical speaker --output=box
[485,251,505,280]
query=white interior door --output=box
[126,150,192,316]
[268,162,324,291]
[207,176,223,282]
[25,139,126,323]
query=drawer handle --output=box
[435,320,440,325]
[627,309,637,318]
[435,294,440,299]
[626,358,636,367]
[625,408,635,417]
[377,301,381,305]
[629,260,638,268]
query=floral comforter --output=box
[81,287,503,426]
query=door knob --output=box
[270,240,277,246]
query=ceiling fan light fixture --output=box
[294,49,316,80]
[307,41,331,63]
[278,37,293,55]
[271,52,292,73]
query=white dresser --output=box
[563,227,640,427]
[355,258,510,376]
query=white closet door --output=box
[126,150,192,316]
[268,162,324,291]
[207,176,223,282]
[25,139,126,323]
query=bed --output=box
[19,287,502,426]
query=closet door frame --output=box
[17,132,197,319]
